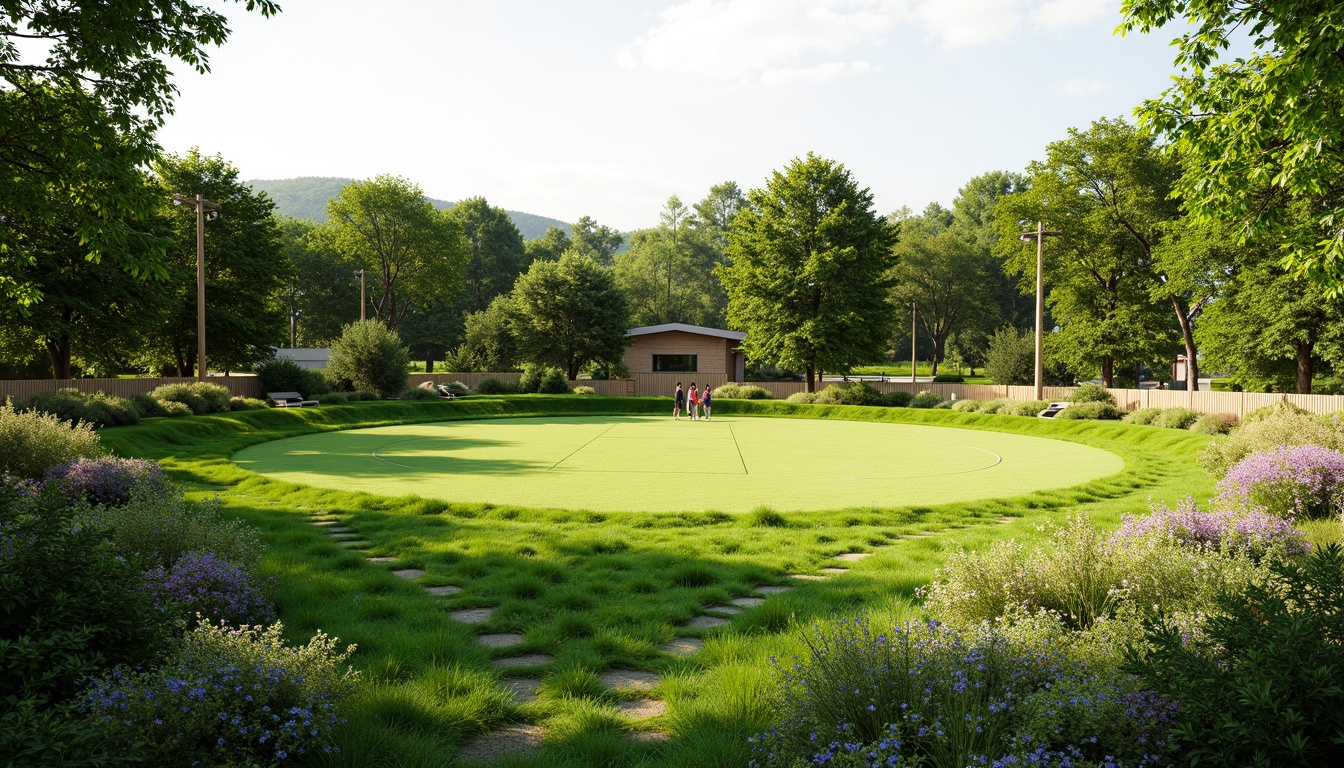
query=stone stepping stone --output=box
[329,532,360,539]
[754,585,792,595]
[458,724,544,761]
[730,597,766,608]
[835,552,871,562]
[502,678,541,705]
[821,567,848,575]
[683,615,729,629]
[706,604,742,615]
[478,633,526,649]
[599,670,660,691]
[392,568,425,579]
[450,607,495,624]
[996,517,1015,524]
[337,540,371,548]
[660,637,704,656]
[629,730,671,743]
[789,574,826,581]
[310,520,341,526]
[617,699,667,718]
[491,654,554,669]
[425,585,462,596]
[367,556,395,563]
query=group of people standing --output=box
[672,382,712,421]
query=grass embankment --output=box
[100,397,1214,768]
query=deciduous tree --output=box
[614,196,724,327]
[512,251,629,379]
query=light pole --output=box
[1019,222,1062,400]
[173,193,220,381]
[910,300,917,384]
[353,269,366,322]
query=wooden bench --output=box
[267,391,319,408]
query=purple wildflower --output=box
[141,552,275,627]
[1217,445,1344,520]
[1112,497,1310,556]
[44,457,169,507]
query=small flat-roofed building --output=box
[624,323,747,380]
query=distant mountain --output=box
[248,177,572,240]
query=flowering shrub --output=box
[1216,445,1344,519]
[84,621,358,768]
[1200,410,1344,476]
[142,553,275,627]
[0,403,104,479]
[44,457,170,507]
[1111,497,1310,558]
[749,617,1176,768]
[84,484,262,570]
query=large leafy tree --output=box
[719,153,898,391]
[1119,0,1344,291]
[614,196,724,327]
[0,0,279,307]
[276,217,360,348]
[570,216,625,265]
[889,204,1001,376]
[444,197,526,314]
[994,120,1179,387]
[693,181,746,243]
[457,294,521,372]
[512,251,629,379]
[524,226,570,264]
[325,175,468,331]
[138,150,287,375]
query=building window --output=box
[653,354,697,372]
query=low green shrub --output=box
[537,367,571,394]
[951,399,980,412]
[517,362,544,394]
[1241,399,1308,424]
[398,388,436,401]
[313,391,350,404]
[785,392,817,404]
[1069,382,1117,405]
[1123,407,1163,425]
[736,385,773,400]
[977,400,1011,414]
[150,382,231,415]
[88,392,140,427]
[1003,399,1050,417]
[84,484,262,570]
[1152,407,1200,430]
[0,403,103,479]
[1055,402,1123,420]
[745,508,788,527]
[160,400,192,417]
[934,400,953,409]
[254,357,330,398]
[573,385,596,396]
[84,621,358,768]
[1191,413,1237,435]
[908,390,944,408]
[474,377,515,395]
[1126,545,1344,768]
[19,389,140,428]
[326,320,410,399]
[831,381,883,406]
[1200,410,1344,476]
[130,393,168,418]
[881,390,914,408]
[228,397,270,411]
[713,383,742,399]
[932,373,964,382]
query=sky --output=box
[157,0,1199,232]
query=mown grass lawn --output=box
[99,397,1214,768]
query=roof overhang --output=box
[626,323,747,341]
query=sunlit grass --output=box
[97,397,1213,767]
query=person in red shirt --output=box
[688,383,699,420]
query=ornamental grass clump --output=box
[0,403,103,479]
[1151,407,1199,430]
[84,484,262,570]
[1111,497,1310,558]
[750,617,1176,768]
[1216,445,1344,520]
[1200,410,1344,476]
[141,552,275,627]
[44,457,170,507]
[84,621,358,768]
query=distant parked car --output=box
[1038,401,1070,418]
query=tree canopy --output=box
[512,251,629,379]
[720,153,898,391]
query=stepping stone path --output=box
[661,637,704,656]
[599,670,660,691]
[392,568,425,579]
[789,574,826,581]
[492,654,554,669]
[337,540,371,548]
[731,597,766,608]
[367,556,395,563]
[836,552,871,562]
[502,678,542,705]
[330,532,360,540]
[310,520,340,527]
[458,724,544,762]
[706,604,742,615]
[821,567,848,575]
[629,730,671,743]
[451,607,495,624]
[425,585,462,596]
[683,615,729,629]
[754,585,792,594]
[617,699,667,718]
[996,517,1015,524]
[478,633,526,649]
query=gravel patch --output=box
[457,724,544,761]
[660,637,704,656]
[599,670,660,691]
[491,654,554,669]
[617,699,667,718]
[477,633,526,648]
[450,607,495,624]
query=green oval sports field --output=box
[231,414,1124,513]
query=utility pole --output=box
[173,194,220,381]
[354,269,366,321]
[1019,222,1062,400]
[910,300,917,384]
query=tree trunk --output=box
[1101,356,1114,388]
[47,337,72,379]
[174,345,188,378]
[426,358,434,374]
[1170,295,1199,391]
[1297,342,1314,394]
[805,365,816,393]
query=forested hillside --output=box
[249,176,571,239]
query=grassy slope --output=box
[99,398,1214,768]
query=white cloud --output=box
[617,0,1118,84]
[1050,77,1111,97]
